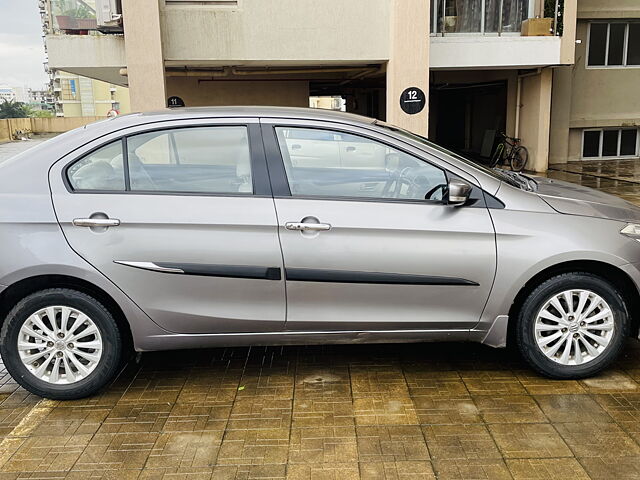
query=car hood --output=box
[533,176,640,222]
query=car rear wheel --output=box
[516,272,629,379]
[0,288,122,400]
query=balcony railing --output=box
[430,0,562,35]
[48,0,98,34]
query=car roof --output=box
[108,106,376,125]
[112,106,376,127]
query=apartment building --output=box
[51,70,130,117]
[550,0,640,164]
[0,86,17,103]
[42,0,582,171]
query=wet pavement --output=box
[0,151,639,478]
[0,342,639,479]
[546,160,640,206]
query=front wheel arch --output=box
[506,260,640,347]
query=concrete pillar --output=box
[386,0,430,136]
[518,68,553,172]
[560,0,578,65]
[505,73,518,138]
[122,0,166,111]
[549,66,573,164]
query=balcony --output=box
[43,0,126,85]
[48,0,98,35]
[429,0,575,69]
[430,0,539,35]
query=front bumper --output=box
[620,262,640,339]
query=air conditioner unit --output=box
[96,0,124,33]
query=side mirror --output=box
[447,179,472,206]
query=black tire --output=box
[490,143,504,168]
[510,146,528,172]
[0,289,122,400]
[516,273,629,379]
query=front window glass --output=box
[275,127,448,201]
[68,141,125,191]
[126,126,252,194]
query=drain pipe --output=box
[515,76,522,139]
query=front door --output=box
[50,120,285,334]
[263,121,497,331]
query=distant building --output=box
[0,86,16,103]
[51,70,130,118]
[27,88,55,113]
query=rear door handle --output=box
[285,222,331,232]
[72,218,121,228]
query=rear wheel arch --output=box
[506,260,640,346]
[0,274,134,355]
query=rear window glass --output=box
[126,126,253,194]
[67,141,125,191]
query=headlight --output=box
[620,224,640,240]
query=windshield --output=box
[375,121,533,190]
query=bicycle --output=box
[489,132,529,172]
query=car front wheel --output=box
[516,272,629,379]
[0,288,122,400]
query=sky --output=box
[0,0,50,90]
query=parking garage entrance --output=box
[429,80,508,163]
[309,70,386,121]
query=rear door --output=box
[49,119,285,334]
[262,119,497,331]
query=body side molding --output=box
[114,261,282,280]
[285,268,479,286]
[114,262,478,286]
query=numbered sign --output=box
[400,87,426,115]
[167,96,185,108]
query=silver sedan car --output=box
[1,107,639,399]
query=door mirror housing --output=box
[447,179,472,206]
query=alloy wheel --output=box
[534,289,615,366]
[17,306,103,384]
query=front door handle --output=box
[285,222,331,232]
[73,218,121,228]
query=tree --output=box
[31,109,54,118]
[0,99,33,119]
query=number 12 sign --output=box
[400,87,426,115]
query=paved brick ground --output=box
[0,342,639,479]
[1,145,640,478]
